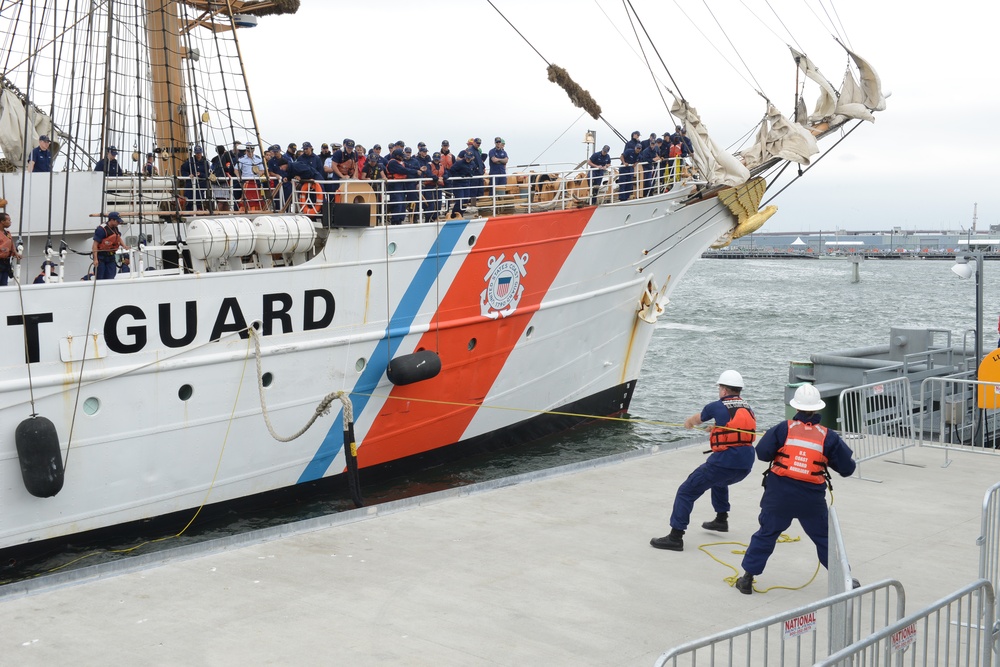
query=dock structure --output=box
[1,441,997,665]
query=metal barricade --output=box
[817,579,996,667]
[919,377,1000,466]
[980,482,1000,631]
[838,377,916,471]
[653,580,905,667]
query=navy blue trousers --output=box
[669,462,751,531]
[741,508,829,575]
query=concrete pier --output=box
[1,441,996,665]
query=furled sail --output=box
[740,104,819,169]
[842,45,887,111]
[0,88,56,168]
[836,68,876,123]
[670,97,750,187]
[790,48,838,123]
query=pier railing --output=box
[652,579,905,667]
[816,579,996,667]
[837,377,917,475]
[918,377,1000,464]
[100,161,701,227]
[980,482,1000,632]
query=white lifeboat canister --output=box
[253,215,317,255]
[186,217,257,260]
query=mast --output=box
[145,0,190,176]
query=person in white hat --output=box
[733,383,856,595]
[651,370,757,552]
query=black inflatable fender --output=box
[386,350,442,386]
[15,415,64,498]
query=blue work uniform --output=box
[93,223,123,280]
[386,158,419,225]
[448,156,476,215]
[668,397,756,532]
[30,146,52,173]
[268,156,291,210]
[740,413,856,575]
[639,145,660,197]
[94,158,124,176]
[180,156,210,210]
[618,147,642,201]
[587,150,612,204]
[488,147,508,188]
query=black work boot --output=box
[650,528,684,551]
[701,512,729,532]
[735,572,754,595]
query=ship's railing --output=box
[101,161,701,226]
[979,482,1000,629]
[918,377,1000,464]
[652,579,905,667]
[837,377,917,472]
[816,579,996,667]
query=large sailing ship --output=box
[0,1,885,556]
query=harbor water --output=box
[4,256,996,580]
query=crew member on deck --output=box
[0,212,22,287]
[651,370,756,552]
[587,144,612,205]
[94,146,124,175]
[92,211,129,280]
[733,384,856,595]
[488,137,509,192]
[28,135,52,173]
[618,142,642,201]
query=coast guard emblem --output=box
[481,252,528,319]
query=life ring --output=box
[298,181,323,216]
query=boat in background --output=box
[0,1,885,557]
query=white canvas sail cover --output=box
[740,104,819,169]
[790,48,838,123]
[836,68,876,123]
[670,96,750,187]
[843,45,887,111]
[0,88,56,167]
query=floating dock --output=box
[1,440,997,665]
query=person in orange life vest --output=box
[92,211,130,280]
[424,152,448,222]
[1,212,23,286]
[734,384,856,595]
[651,370,757,551]
[439,140,454,171]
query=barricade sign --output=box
[783,612,816,639]
[890,623,916,653]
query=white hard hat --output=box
[789,384,826,412]
[717,369,744,388]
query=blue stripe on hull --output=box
[297,219,471,483]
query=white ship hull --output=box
[0,185,735,551]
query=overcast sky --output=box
[237,1,996,234]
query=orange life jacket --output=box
[771,420,829,484]
[0,230,12,260]
[709,396,757,451]
[96,224,122,253]
[388,161,408,179]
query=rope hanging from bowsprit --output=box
[486,0,620,138]
[546,64,602,120]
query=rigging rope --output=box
[485,0,625,143]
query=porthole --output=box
[366,269,373,276]
[468,338,477,351]
[178,384,193,401]
[262,372,273,387]
[355,358,366,372]
[83,397,100,415]
[387,242,397,255]
[468,235,476,247]
[525,326,534,339]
